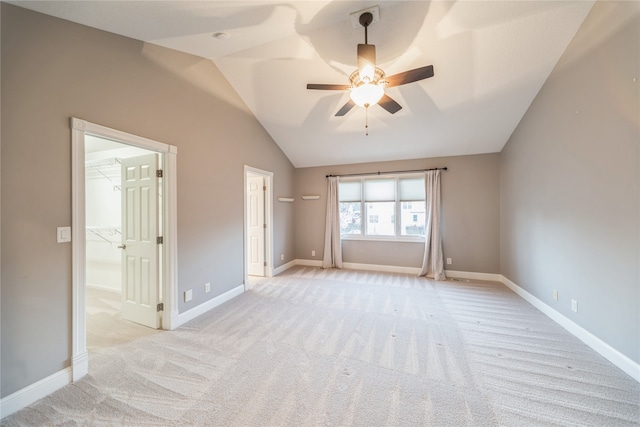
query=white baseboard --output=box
[72,352,89,382]
[0,368,72,419]
[273,259,298,275]
[294,259,322,268]
[445,270,502,282]
[343,262,421,275]
[173,284,244,329]
[500,275,640,383]
[286,260,501,279]
[281,259,418,274]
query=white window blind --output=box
[364,179,395,202]
[338,181,361,202]
[399,177,425,201]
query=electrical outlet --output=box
[553,290,558,301]
[205,282,211,293]
[280,254,284,261]
[446,258,452,265]
[57,226,71,243]
[571,299,578,313]
[312,250,316,257]
[184,289,193,302]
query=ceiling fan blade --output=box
[307,83,351,91]
[357,44,376,81]
[385,65,434,88]
[335,99,356,116]
[378,94,402,114]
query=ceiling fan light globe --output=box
[350,83,384,107]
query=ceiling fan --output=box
[307,11,434,118]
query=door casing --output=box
[71,118,178,382]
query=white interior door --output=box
[120,153,160,328]
[247,175,265,276]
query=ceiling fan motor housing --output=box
[350,68,386,88]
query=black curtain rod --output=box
[326,167,447,178]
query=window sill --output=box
[341,235,425,243]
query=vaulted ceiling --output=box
[10,1,595,167]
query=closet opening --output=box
[85,135,162,351]
[71,117,178,382]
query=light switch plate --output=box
[57,226,71,243]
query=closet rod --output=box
[326,167,447,178]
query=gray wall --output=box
[500,1,639,364]
[295,154,500,273]
[1,4,295,397]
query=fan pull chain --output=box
[365,104,369,136]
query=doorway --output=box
[71,118,178,382]
[84,137,161,351]
[244,166,273,288]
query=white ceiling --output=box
[11,1,595,167]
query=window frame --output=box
[339,174,426,243]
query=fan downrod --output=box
[359,12,373,44]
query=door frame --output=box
[243,165,273,288]
[70,117,178,382]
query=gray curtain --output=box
[322,176,343,269]
[419,170,446,280]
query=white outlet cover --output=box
[57,226,71,243]
[185,289,193,302]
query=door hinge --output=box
[157,236,164,244]
[263,185,266,191]
[263,224,267,229]
[156,169,163,178]
[157,303,164,312]
[264,261,267,267]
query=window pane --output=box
[401,201,426,235]
[339,181,361,202]
[340,202,361,234]
[364,179,395,202]
[365,202,395,235]
[399,177,425,201]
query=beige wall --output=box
[294,154,500,273]
[1,4,295,397]
[3,0,638,406]
[500,1,639,363]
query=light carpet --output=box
[3,267,639,426]
[86,286,161,351]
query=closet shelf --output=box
[86,226,121,244]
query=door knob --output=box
[118,244,126,249]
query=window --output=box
[338,181,362,235]
[338,175,426,240]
